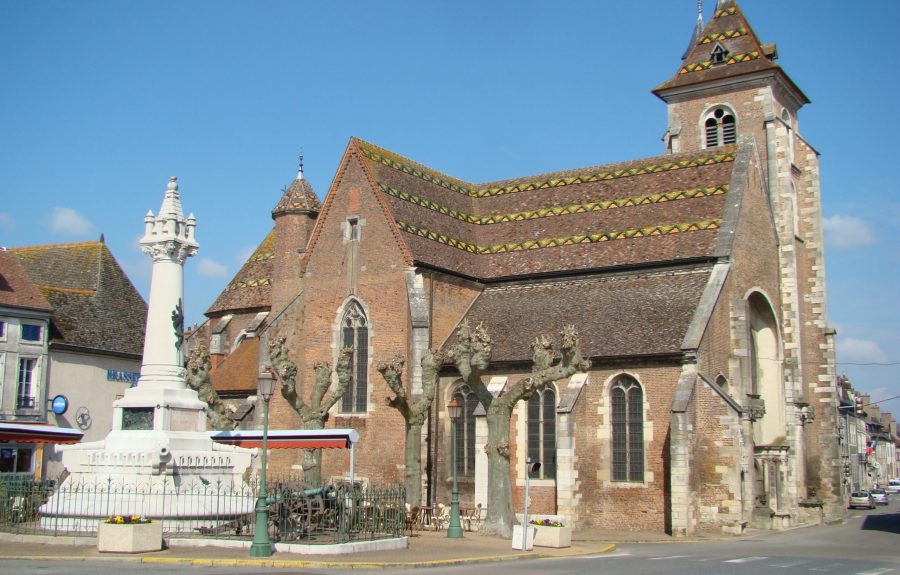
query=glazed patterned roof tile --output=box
[206,229,275,315]
[440,265,713,362]
[272,177,320,217]
[652,0,806,101]
[9,241,147,356]
[356,136,736,280]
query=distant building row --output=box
[836,376,899,491]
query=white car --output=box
[849,491,875,509]
[885,480,900,494]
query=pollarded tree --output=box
[378,349,442,506]
[446,322,590,538]
[186,345,235,431]
[269,334,352,485]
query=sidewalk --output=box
[0,529,625,568]
[0,526,740,568]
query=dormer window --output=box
[710,43,729,65]
[703,106,737,148]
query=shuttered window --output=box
[703,107,737,148]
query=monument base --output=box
[40,431,256,533]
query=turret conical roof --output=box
[272,164,320,218]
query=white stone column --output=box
[138,176,198,390]
[109,176,205,444]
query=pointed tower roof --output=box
[272,154,321,218]
[653,0,809,104]
[681,0,705,60]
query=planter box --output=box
[511,524,535,550]
[533,524,572,548]
[97,521,163,553]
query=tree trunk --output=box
[481,407,514,537]
[303,419,325,485]
[406,422,424,505]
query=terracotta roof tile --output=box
[206,230,275,315]
[0,250,53,312]
[9,241,147,356]
[441,265,712,362]
[211,337,259,393]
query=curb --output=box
[0,544,618,569]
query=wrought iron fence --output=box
[0,474,405,544]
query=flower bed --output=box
[105,515,152,524]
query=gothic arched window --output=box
[452,385,478,476]
[703,106,737,148]
[340,300,368,414]
[611,376,644,482]
[527,387,557,479]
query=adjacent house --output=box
[0,249,55,476]
[5,240,147,478]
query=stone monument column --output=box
[138,175,197,388]
[42,177,253,531]
[106,176,207,447]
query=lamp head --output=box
[447,396,462,421]
[258,370,277,401]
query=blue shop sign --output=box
[107,370,141,386]
[51,394,69,415]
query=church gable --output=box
[303,142,414,279]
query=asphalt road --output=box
[2,496,898,575]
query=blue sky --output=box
[2,1,898,415]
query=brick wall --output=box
[267,152,412,486]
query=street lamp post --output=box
[446,397,464,539]
[250,370,277,557]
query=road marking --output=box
[724,556,768,563]
[649,555,690,560]
[856,569,895,575]
[769,560,811,568]
[571,552,632,559]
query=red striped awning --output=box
[209,429,359,450]
[0,423,83,444]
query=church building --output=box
[192,1,843,535]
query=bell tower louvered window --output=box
[340,300,368,414]
[611,376,644,482]
[703,106,737,148]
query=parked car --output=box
[849,491,874,509]
[886,480,900,494]
[870,488,888,505]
